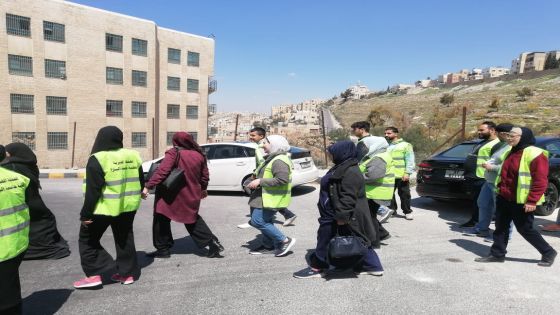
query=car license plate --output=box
[300,161,311,169]
[445,169,464,179]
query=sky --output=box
[70,0,560,113]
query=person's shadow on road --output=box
[23,289,72,315]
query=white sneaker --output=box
[237,222,251,229]
[356,270,384,276]
[377,207,394,224]
[283,215,297,226]
[405,213,413,220]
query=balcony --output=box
[208,103,217,116]
[208,77,217,94]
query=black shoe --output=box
[146,249,171,258]
[474,255,505,263]
[380,234,391,241]
[538,249,557,267]
[207,239,225,258]
[460,220,477,228]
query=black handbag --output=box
[149,147,186,195]
[327,225,368,268]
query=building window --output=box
[167,76,180,91]
[47,132,68,150]
[132,38,147,56]
[189,132,198,142]
[106,67,123,84]
[106,33,123,52]
[106,100,123,117]
[186,105,198,119]
[6,14,30,37]
[43,21,65,42]
[132,70,147,87]
[187,51,200,67]
[166,132,176,145]
[46,96,67,115]
[45,59,66,79]
[131,101,147,118]
[12,132,36,150]
[8,55,33,76]
[131,132,147,148]
[187,79,199,93]
[168,48,181,64]
[10,94,34,114]
[167,104,180,119]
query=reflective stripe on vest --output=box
[495,146,548,205]
[476,138,500,178]
[261,154,293,209]
[253,142,266,176]
[82,148,142,216]
[388,139,411,177]
[0,168,30,262]
[359,152,396,200]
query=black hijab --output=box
[328,140,357,165]
[511,127,536,153]
[90,126,124,154]
[0,145,5,162]
[1,142,40,187]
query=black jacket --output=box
[327,159,377,246]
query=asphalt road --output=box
[19,179,560,314]
[321,108,341,133]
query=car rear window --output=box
[289,147,311,159]
[440,143,477,158]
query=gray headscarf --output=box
[266,135,290,154]
[361,136,389,160]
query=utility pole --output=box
[233,114,240,141]
[320,108,328,167]
[461,106,467,140]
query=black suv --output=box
[416,137,560,216]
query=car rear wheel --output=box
[535,182,559,216]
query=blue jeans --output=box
[250,208,286,249]
[475,182,496,232]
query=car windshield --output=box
[440,143,477,158]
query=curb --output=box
[39,173,85,179]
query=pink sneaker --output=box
[73,275,102,289]
[110,273,135,285]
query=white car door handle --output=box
[236,162,246,166]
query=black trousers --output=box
[78,211,139,277]
[152,212,217,250]
[367,199,390,247]
[490,196,555,258]
[389,179,412,214]
[0,252,25,314]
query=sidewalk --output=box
[39,168,85,179]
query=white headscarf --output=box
[267,135,290,154]
[362,136,389,159]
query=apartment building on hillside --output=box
[1,0,216,168]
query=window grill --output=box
[106,100,123,117]
[47,132,68,150]
[106,33,123,52]
[132,70,147,87]
[186,105,198,119]
[43,21,65,42]
[132,132,147,148]
[8,54,33,76]
[167,104,180,119]
[6,14,30,37]
[106,67,123,84]
[168,48,181,64]
[45,59,66,78]
[132,38,147,56]
[187,79,199,93]
[131,101,147,118]
[166,132,176,145]
[46,96,67,115]
[12,132,36,150]
[189,132,198,142]
[187,51,200,67]
[10,94,34,113]
[167,77,180,91]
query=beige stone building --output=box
[1,0,215,168]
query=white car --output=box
[142,142,319,192]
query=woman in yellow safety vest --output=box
[0,144,31,314]
[245,135,296,257]
[475,127,557,266]
[74,126,144,289]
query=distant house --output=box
[390,84,415,92]
[465,68,483,81]
[511,51,559,74]
[415,79,437,88]
[482,67,510,78]
[348,84,370,99]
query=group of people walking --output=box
[1,118,557,313]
